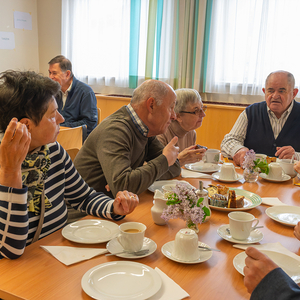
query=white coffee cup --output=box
[279,159,297,178]
[268,162,284,180]
[204,149,220,164]
[219,163,237,180]
[172,228,200,261]
[228,212,260,240]
[117,222,146,252]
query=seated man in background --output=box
[157,88,207,166]
[48,55,98,135]
[74,79,181,197]
[221,70,300,166]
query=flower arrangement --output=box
[161,182,210,231]
[241,150,269,182]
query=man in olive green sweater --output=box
[74,80,181,197]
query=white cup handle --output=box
[117,234,125,249]
[251,219,259,231]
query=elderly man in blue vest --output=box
[221,70,299,166]
[48,55,98,135]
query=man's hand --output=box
[244,247,278,294]
[178,145,206,166]
[233,147,249,166]
[112,191,139,215]
[0,118,31,188]
[162,136,179,166]
[275,146,295,159]
[294,221,300,241]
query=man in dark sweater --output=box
[221,71,299,166]
[74,79,181,197]
[48,55,98,135]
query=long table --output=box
[0,172,300,300]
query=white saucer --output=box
[259,173,291,182]
[106,237,157,259]
[212,172,243,183]
[217,224,263,244]
[161,241,213,264]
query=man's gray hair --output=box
[174,88,202,113]
[48,55,74,78]
[131,80,169,106]
[265,70,295,89]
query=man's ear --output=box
[65,70,71,79]
[262,88,266,94]
[146,97,156,113]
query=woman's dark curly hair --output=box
[0,70,60,133]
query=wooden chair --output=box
[66,148,80,161]
[57,126,83,149]
[97,107,101,125]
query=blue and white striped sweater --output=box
[0,142,124,259]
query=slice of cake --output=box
[228,190,244,208]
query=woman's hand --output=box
[113,191,139,215]
[294,221,300,241]
[0,118,31,188]
[178,145,206,166]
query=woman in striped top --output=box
[0,71,139,259]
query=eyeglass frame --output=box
[179,105,207,116]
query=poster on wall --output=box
[0,32,15,49]
[14,11,32,30]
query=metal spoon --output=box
[198,246,220,252]
[105,249,149,256]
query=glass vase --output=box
[186,219,199,233]
[243,169,259,183]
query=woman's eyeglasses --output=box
[179,106,207,116]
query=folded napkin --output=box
[181,168,212,179]
[233,242,300,262]
[261,197,286,206]
[148,267,190,300]
[41,246,108,266]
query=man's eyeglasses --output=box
[179,106,207,116]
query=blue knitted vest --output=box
[244,101,300,156]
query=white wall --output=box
[0,0,39,72]
[37,0,62,76]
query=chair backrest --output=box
[66,148,80,161]
[97,107,101,125]
[57,126,83,149]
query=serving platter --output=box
[208,188,262,212]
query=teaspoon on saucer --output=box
[198,246,220,252]
[105,249,149,256]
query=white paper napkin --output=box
[233,242,300,262]
[41,246,108,266]
[181,168,212,179]
[261,197,286,206]
[148,267,190,300]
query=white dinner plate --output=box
[106,237,157,259]
[217,224,263,244]
[233,250,300,283]
[62,219,119,244]
[209,188,262,212]
[161,241,213,264]
[259,173,291,182]
[185,162,221,173]
[148,179,193,193]
[81,261,162,300]
[266,205,300,226]
[212,172,244,183]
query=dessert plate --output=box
[161,241,213,264]
[106,237,157,259]
[217,224,263,244]
[233,250,300,283]
[148,179,193,193]
[209,188,262,212]
[81,261,162,300]
[259,173,291,182]
[185,162,220,173]
[212,172,243,183]
[266,205,300,226]
[62,219,119,244]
